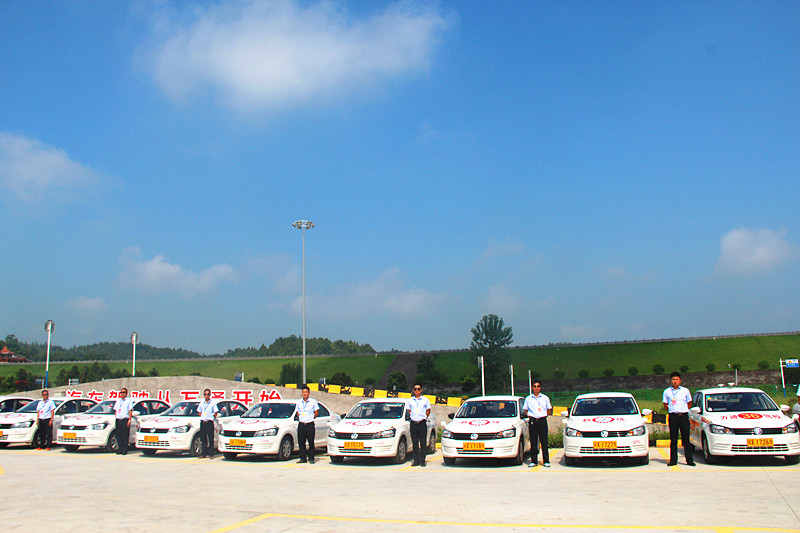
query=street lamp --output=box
[44,320,54,388]
[292,219,315,384]
[131,332,139,377]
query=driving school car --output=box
[0,397,98,448]
[440,395,530,465]
[219,400,340,460]
[56,399,170,452]
[689,387,800,465]
[135,400,247,456]
[327,398,436,464]
[562,392,651,465]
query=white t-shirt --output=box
[662,386,692,413]
[297,398,319,423]
[522,394,551,419]
[406,396,431,422]
[113,397,135,419]
[36,399,56,419]
[198,400,219,421]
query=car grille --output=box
[731,427,783,435]
[0,423,14,429]
[579,446,633,454]
[137,439,170,447]
[222,430,258,437]
[336,446,373,453]
[61,425,87,431]
[731,444,789,453]
[448,432,498,440]
[580,431,631,438]
[332,432,377,440]
[140,428,170,434]
[225,443,254,451]
[457,447,494,454]
[0,435,7,441]
[59,436,87,444]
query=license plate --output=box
[144,435,159,443]
[344,441,364,450]
[0,431,3,437]
[593,440,617,449]
[463,442,485,451]
[63,432,76,439]
[747,438,773,447]
[229,439,246,446]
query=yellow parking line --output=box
[208,513,277,533]
[0,464,4,475]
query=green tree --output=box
[653,364,665,375]
[706,363,716,372]
[386,371,407,391]
[470,314,513,391]
[603,368,615,377]
[460,374,476,393]
[330,371,354,387]
[758,360,769,370]
[578,369,589,378]
[679,365,689,373]
[280,362,302,385]
[553,369,565,379]
[416,354,447,385]
[628,366,638,376]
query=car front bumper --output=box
[704,432,800,456]
[563,435,648,457]
[327,436,399,457]
[219,435,282,455]
[135,432,194,451]
[56,427,111,447]
[441,435,520,458]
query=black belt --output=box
[299,421,315,425]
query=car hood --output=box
[567,415,645,430]
[702,411,791,428]
[60,414,111,427]
[332,419,400,433]
[445,418,518,432]
[224,418,284,431]
[0,412,36,422]
[139,416,198,429]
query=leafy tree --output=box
[416,354,447,385]
[731,362,742,370]
[149,368,160,377]
[386,371,407,391]
[470,314,513,391]
[652,364,665,375]
[364,377,376,386]
[279,362,302,385]
[553,369,565,379]
[578,369,589,378]
[706,363,716,372]
[603,368,615,377]
[628,366,638,376]
[679,365,689,373]
[247,377,262,384]
[758,360,769,370]
[460,374,476,393]
[330,371,354,387]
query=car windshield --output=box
[18,399,64,412]
[572,397,638,416]
[243,403,295,419]
[85,401,115,415]
[347,402,404,419]
[455,400,518,418]
[705,392,778,412]
[161,402,200,417]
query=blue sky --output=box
[2,1,798,354]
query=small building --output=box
[0,346,29,363]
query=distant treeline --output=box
[0,334,374,362]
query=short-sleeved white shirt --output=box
[198,400,219,421]
[113,397,135,419]
[37,399,56,419]
[523,393,551,419]
[406,396,431,422]
[662,386,692,413]
[297,398,319,423]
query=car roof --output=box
[356,398,407,404]
[696,387,765,394]
[464,395,522,401]
[574,392,636,400]
[0,396,34,401]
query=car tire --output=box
[393,437,407,464]
[786,455,799,465]
[443,456,455,466]
[223,452,238,460]
[330,455,344,464]
[106,431,119,453]
[141,449,157,456]
[512,437,524,465]
[190,434,203,457]
[638,454,649,465]
[64,445,79,452]
[277,435,293,461]
[702,434,716,464]
[0,443,9,449]
[427,430,436,454]
[564,455,576,466]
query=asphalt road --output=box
[1,446,799,532]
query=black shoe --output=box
[667,462,677,467]
[421,462,426,467]
[121,451,127,455]
[309,458,314,464]
[411,461,419,466]
[686,461,695,466]
[297,458,307,463]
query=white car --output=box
[327,398,436,464]
[0,397,98,448]
[56,399,170,452]
[136,400,247,456]
[219,400,340,461]
[562,392,651,466]
[689,387,800,465]
[440,395,530,466]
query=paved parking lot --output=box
[1,446,799,532]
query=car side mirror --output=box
[560,410,568,417]
[641,409,653,416]
[447,413,454,419]
[340,413,347,419]
[689,407,701,415]
[780,404,790,413]
[405,412,410,421]
[294,412,299,421]
[132,410,141,417]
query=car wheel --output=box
[190,434,203,457]
[512,438,524,465]
[443,456,455,466]
[223,452,238,460]
[64,445,79,452]
[106,431,119,453]
[564,455,576,466]
[330,455,344,464]
[277,435,293,461]
[702,434,716,464]
[393,437,407,464]
[141,449,157,456]
[639,454,649,465]
[786,455,799,465]
[0,443,9,449]
[427,430,436,454]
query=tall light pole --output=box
[44,320,54,388]
[131,332,139,377]
[292,220,315,384]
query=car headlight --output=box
[88,422,108,431]
[709,424,732,435]
[168,425,191,434]
[783,423,799,434]
[565,427,581,437]
[11,420,34,429]
[373,428,395,439]
[442,429,453,439]
[254,427,279,437]
[495,427,516,439]
[627,425,646,437]
[328,429,336,438]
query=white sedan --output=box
[327,398,436,464]
[440,395,530,465]
[56,399,170,452]
[562,392,651,466]
[135,400,247,456]
[219,400,340,460]
[689,387,800,464]
[0,397,98,448]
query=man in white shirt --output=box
[662,372,695,466]
[113,388,135,455]
[522,381,552,467]
[35,389,56,450]
[406,383,431,467]
[296,385,319,464]
[198,389,219,459]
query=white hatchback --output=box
[562,392,651,465]
[689,387,800,465]
[441,395,530,465]
[219,400,340,460]
[0,397,98,448]
[57,399,170,452]
[135,400,247,456]
[327,398,436,464]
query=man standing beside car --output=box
[296,385,319,464]
[523,381,552,467]
[407,383,431,467]
[662,372,695,466]
[35,389,56,450]
[113,388,134,455]
[198,389,219,459]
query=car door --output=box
[689,392,703,446]
[314,403,332,447]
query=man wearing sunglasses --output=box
[113,388,134,455]
[407,383,431,467]
[522,381,552,467]
[198,389,219,459]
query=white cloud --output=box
[478,238,525,265]
[68,296,109,314]
[247,253,301,295]
[118,247,236,296]
[143,0,451,112]
[483,284,523,315]
[560,323,605,342]
[0,132,99,203]
[714,227,796,276]
[307,267,450,320]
